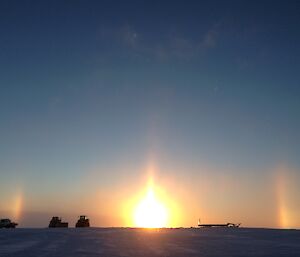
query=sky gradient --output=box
[1,0,300,228]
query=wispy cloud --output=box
[98,23,139,48]
[200,27,218,49]
[165,26,219,60]
[119,25,139,48]
[99,24,220,61]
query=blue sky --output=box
[0,0,300,228]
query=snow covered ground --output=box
[0,228,299,257]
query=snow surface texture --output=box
[0,228,299,257]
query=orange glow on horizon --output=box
[122,170,181,228]
[276,169,290,229]
[12,192,23,221]
[133,186,168,228]
[274,165,300,229]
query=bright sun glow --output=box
[134,187,168,228]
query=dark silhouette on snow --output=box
[48,217,68,228]
[0,218,18,228]
[75,215,90,227]
[198,219,240,228]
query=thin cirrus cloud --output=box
[99,24,219,61]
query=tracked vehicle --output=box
[75,215,90,227]
[48,217,68,228]
[0,219,18,228]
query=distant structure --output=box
[0,218,18,228]
[48,217,68,228]
[75,215,90,227]
[198,219,240,228]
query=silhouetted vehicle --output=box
[198,222,241,228]
[0,219,18,228]
[198,219,240,228]
[75,215,90,227]
[48,217,68,228]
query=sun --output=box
[133,187,168,228]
